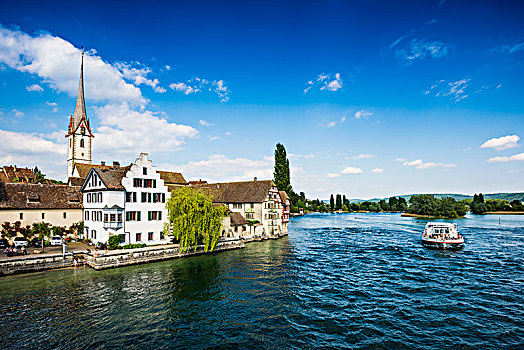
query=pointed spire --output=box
[72,48,87,131]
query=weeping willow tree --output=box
[164,187,227,253]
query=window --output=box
[144,179,153,188]
[104,214,108,222]
[80,139,85,148]
[98,193,102,202]
[126,192,137,202]
[133,178,143,187]
[136,233,142,242]
[160,232,165,240]
[42,213,45,219]
[121,234,126,243]
[233,203,242,209]
[81,127,85,135]
[92,230,96,239]
[85,211,89,221]
[110,214,116,222]
[148,232,154,241]
[141,192,147,202]
[63,212,67,219]
[148,211,162,221]
[250,203,254,208]
[143,167,147,175]
[87,193,91,203]
[246,213,254,219]
[98,211,102,221]
[20,213,23,220]
[126,211,141,221]
[117,213,122,222]
[148,193,152,203]
[153,179,157,188]
[162,193,165,203]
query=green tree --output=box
[341,204,348,212]
[1,222,16,239]
[335,194,342,210]
[479,193,484,203]
[330,194,334,211]
[273,143,293,198]
[33,166,46,183]
[69,221,85,239]
[32,222,51,251]
[164,187,227,253]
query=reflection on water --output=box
[0,213,523,349]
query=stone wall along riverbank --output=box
[0,251,88,276]
[85,240,245,270]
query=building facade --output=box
[81,153,170,245]
[0,183,82,228]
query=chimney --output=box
[101,161,106,166]
[254,177,257,181]
[112,161,120,168]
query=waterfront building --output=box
[81,153,171,245]
[280,191,290,232]
[0,183,82,228]
[190,179,289,238]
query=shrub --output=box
[122,243,147,249]
[108,235,122,250]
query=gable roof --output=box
[158,171,187,185]
[0,183,82,209]
[90,167,129,190]
[279,191,289,203]
[192,180,275,203]
[0,166,36,183]
[230,212,248,226]
[74,163,132,181]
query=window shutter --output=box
[137,211,141,221]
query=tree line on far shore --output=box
[467,193,523,214]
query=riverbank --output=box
[485,211,524,215]
[400,212,465,219]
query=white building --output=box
[81,153,170,245]
[190,179,289,239]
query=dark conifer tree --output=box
[273,143,293,197]
[336,194,342,210]
[330,194,334,211]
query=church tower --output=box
[66,51,94,180]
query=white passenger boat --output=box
[421,222,464,249]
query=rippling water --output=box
[1,213,523,349]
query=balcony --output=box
[103,221,123,229]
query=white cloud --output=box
[424,78,477,102]
[113,61,166,93]
[169,78,230,101]
[164,154,273,183]
[208,136,220,141]
[93,103,198,157]
[12,109,24,118]
[169,82,197,95]
[321,115,346,128]
[0,26,145,106]
[371,168,384,174]
[26,83,43,92]
[480,135,520,151]
[304,73,342,93]
[391,37,448,63]
[488,153,524,163]
[326,173,341,178]
[354,110,373,119]
[341,166,363,174]
[400,158,456,169]
[0,129,64,156]
[225,131,232,136]
[348,153,374,159]
[165,65,171,71]
[199,119,213,126]
[493,42,524,54]
[45,101,57,106]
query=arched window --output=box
[80,139,85,148]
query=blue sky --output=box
[0,0,523,199]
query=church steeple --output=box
[66,49,94,182]
[72,50,87,131]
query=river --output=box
[0,213,523,349]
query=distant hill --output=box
[348,192,524,203]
